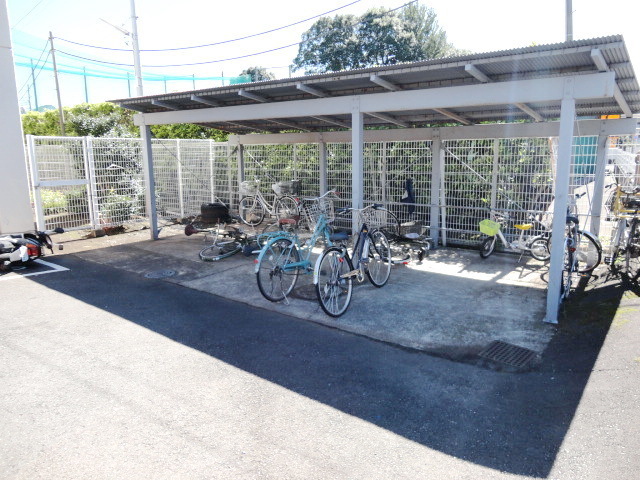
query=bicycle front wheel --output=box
[256,238,300,302]
[366,230,391,287]
[274,195,299,221]
[239,196,266,226]
[315,247,353,317]
[479,236,497,258]
[199,241,242,261]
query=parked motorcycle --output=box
[0,228,64,272]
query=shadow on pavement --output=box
[23,244,632,478]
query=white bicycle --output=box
[238,179,301,226]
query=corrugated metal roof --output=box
[111,36,640,134]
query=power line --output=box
[11,0,49,29]
[54,0,363,53]
[51,0,418,69]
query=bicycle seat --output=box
[330,231,350,242]
[278,218,298,225]
[514,223,533,231]
[566,215,579,225]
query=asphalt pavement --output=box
[0,228,638,479]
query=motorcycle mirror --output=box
[54,228,65,234]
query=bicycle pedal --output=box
[340,269,361,279]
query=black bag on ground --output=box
[200,203,232,224]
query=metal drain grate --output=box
[144,269,176,279]
[478,340,538,368]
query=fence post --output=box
[26,135,45,231]
[209,140,216,204]
[237,143,245,209]
[381,141,387,206]
[319,140,328,195]
[430,134,442,247]
[84,136,99,229]
[491,138,500,211]
[175,139,185,217]
[589,130,610,236]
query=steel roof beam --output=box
[591,48,633,116]
[151,100,181,111]
[133,73,617,127]
[296,82,328,98]
[238,89,269,103]
[432,108,471,125]
[267,119,311,132]
[310,116,350,128]
[367,112,409,127]
[465,63,543,121]
[370,74,400,91]
[190,94,222,107]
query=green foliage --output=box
[64,188,88,215]
[150,123,228,141]
[293,4,463,73]
[41,189,67,213]
[100,191,134,222]
[21,102,226,140]
[239,66,276,82]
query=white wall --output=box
[0,0,35,234]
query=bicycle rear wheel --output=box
[548,231,601,274]
[274,195,299,221]
[315,247,353,317]
[199,241,242,261]
[239,196,266,226]
[256,238,300,302]
[625,218,640,278]
[529,236,550,261]
[366,230,391,287]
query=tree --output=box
[239,66,276,82]
[293,5,463,73]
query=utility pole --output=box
[83,67,89,103]
[565,0,573,41]
[101,0,143,96]
[49,31,65,136]
[30,58,38,110]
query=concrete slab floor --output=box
[58,226,556,361]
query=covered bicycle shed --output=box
[112,35,640,324]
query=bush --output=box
[41,189,67,213]
[100,193,134,223]
[65,188,88,215]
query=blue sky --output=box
[7,0,640,110]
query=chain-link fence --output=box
[25,131,639,250]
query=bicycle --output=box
[560,215,580,300]
[606,186,640,278]
[314,206,392,317]
[254,190,340,303]
[478,211,551,262]
[238,179,301,226]
[358,205,432,263]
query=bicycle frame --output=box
[254,213,334,275]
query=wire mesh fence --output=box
[25,131,639,251]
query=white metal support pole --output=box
[439,148,448,246]
[209,140,216,203]
[227,144,233,208]
[83,136,99,229]
[430,135,442,246]
[48,32,65,136]
[237,144,245,208]
[351,100,364,232]
[589,131,610,236]
[546,78,576,324]
[26,135,45,231]
[319,140,328,195]
[381,141,388,206]
[140,124,158,239]
[491,138,500,211]
[175,139,185,217]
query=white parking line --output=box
[0,259,69,281]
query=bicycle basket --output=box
[239,180,258,196]
[356,207,388,231]
[399,220,425,236]
[272,179,301,196]
[304,195,335,228]
[479,219,500,236]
